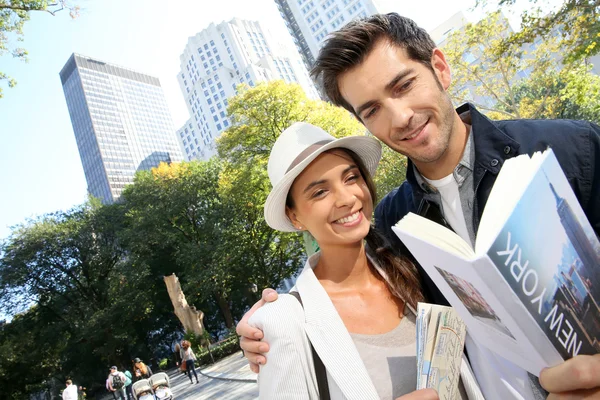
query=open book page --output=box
[395,226,558,374]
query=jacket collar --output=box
[406,103,520,196]
[295,253,380,400]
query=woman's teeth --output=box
[336,211,360,224]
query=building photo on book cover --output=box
[487,153,600,360]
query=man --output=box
[62,380,78,400]
[236,13,600,400]
[107,366,127,400]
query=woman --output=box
[132,358,152,381]
[180,340,200,384]
[249,123,480,399]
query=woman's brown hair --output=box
[286,148,424,309]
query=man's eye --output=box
[363,106,378,120]
[346,174,358,183]
[397,80,413,92]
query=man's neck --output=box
[416,114,470,180]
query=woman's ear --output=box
[285,206,303,230]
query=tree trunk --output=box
[163,274,204,335]
[214,292,235,329]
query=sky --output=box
[0,0,507,240]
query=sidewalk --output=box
[198,351,257,383]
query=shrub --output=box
[195,335,240,366]
[158,358,169,370]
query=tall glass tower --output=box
[60,53,183,203]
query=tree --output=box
[495,62,600,121]
[475,0,600,63]
[442,10,600,121]
[0,1,79,97]
[0,200,180,398]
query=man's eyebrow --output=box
[384,69,415,92]
[302,165,357,194]
[354,69,415,116]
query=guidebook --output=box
[393,149,600,376]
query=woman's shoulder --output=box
[248,293,305,329]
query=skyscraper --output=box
[60,54,183,204]
[177,18,319,161]
[274,0,399,69]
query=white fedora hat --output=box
[264,122,382,232]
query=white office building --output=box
[274,0,399,69]
[177,18,320,161]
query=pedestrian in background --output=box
[132,357,152,381]
[107,366,127,400]
[180,340,199,384]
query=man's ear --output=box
[431,48,452,91]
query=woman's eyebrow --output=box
[302,164,358,194]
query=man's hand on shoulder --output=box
[236,288,278,373]
[540,354,600,399]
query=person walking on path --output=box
[180,340,200,384]
[62,380,78,400]
[132,357,152,381]
[123,369,133,400]
[107,366,127,400]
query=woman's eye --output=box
[311,189,326,199]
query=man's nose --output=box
[389,99,413,130]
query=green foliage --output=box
[195,336,240,366]
[0,1,79,97]
[158,358,168,370]
[475,0,600,63]
[443,10,600,122]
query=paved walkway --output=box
[99,352,258,400]
[170,351,258,399]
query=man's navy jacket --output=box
[374,103,600,306]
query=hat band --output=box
[286,140,332,173]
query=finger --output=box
[547,388,600,400]
[240,336,270,355]
[250,362,260,374]
[262,288,278,302]
[395,388,439,400]
[540,355,600,393]
[236,299,266,339]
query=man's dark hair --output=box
[311,13,436,116]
